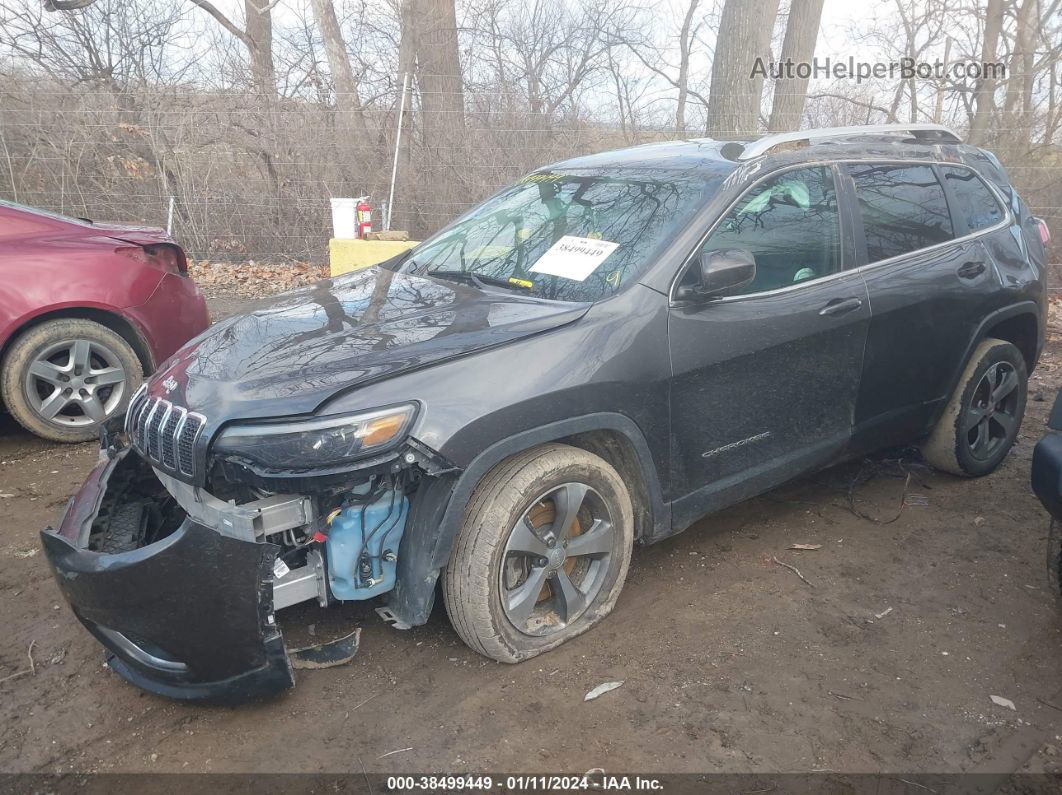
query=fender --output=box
[386,412,668,628]
[938,300,1041,425]
[0,302,157,372]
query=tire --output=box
[921,337,1027,477]
[443,443,635,663]
[96,501,149,554]
[1,319,143,443]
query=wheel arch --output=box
[431,414,668,567]
[386,413,668,629]
[0,306,155,377]
[983,309,1039,373]
[941,302,1040,417]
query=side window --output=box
[850,164,954,263]
[941,166,1005,233]
[695,166,841,295]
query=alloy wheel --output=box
[500,482,615,637]
[23,338,127,429]
[964,361,1020,461]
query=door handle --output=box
[957,260,986,279]
[819,297,863,317]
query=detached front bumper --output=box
[40,450,294,704]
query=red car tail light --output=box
[116,244,188,275]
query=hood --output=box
[148,267,589,421]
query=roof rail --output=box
[737,123,962,161]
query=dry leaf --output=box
[188,261,329,298]
[990,695,1016,711]
[584,681,624,701]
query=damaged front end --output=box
[40,403,453,704]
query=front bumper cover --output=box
[40,451,294,704]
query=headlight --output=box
[212,404,416,470]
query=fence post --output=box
[386,72,410,232]
[166,195,175,235]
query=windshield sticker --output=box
[520,172,565,184]
[529,236,620,282]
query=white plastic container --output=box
[330,197,357,239]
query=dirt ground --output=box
[3,291,1062,777]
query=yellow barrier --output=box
[329,238,418,277]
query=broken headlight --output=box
[212,404,416,470]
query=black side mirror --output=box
[677,248,757,300]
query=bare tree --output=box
[188,1,276,96]
[968,0,1005,144]
[407,0,465,128]
[627,0,709,135]
[768,0,825,131]
[308,0,369,137]
[1001,0,1037,149]
[707,0,781,137]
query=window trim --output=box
[668,158,1012,306]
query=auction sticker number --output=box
[529,236,619,282]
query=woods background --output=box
[0,0,1059,263]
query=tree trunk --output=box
[707,0,781,138]
[767,0,824,132]
[1003,0,1036,150]
[309,0,369,137]
[968,0,1004,146]
[244,0,275,97]
[675,0,700,134]
[413,0,464,129]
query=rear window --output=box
[941,166,1005,232]
[849,164,954,263]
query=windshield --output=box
[401,169,717,302]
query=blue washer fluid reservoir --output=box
[326,489,409,600]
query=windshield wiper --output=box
[428,270,531,294]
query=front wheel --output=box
[443,443,634,663]
[921,337,1027,477]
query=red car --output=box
[0,200,209,442]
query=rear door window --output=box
[941,166,1005,233]
[849,164,954,263]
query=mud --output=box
[2,291,1062,775]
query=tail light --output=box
[1037,217,1051,246]
[116,244,188,275]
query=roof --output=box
[546,124,983,176]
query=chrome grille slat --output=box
[126,393,205,479]
[146,401,162,460]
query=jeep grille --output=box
[125,386,205,478]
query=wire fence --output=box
[1,79,1059,264]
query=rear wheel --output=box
[1,319,143,443]
[921,337,1026,477]
[443,443,634,663]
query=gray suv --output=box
[41,124,1048,702]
